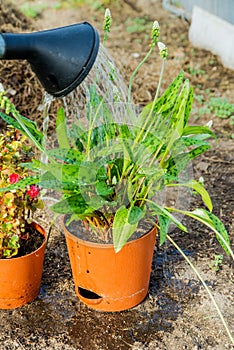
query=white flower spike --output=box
[157,41,169,59]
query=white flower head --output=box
[157,41,169,59]
[151,20,160,45]
[103,8,112,34]
[157,42,166,51]
[153,20,160,29]
[105,8,111,19]
[198,176,205,185]
[206,120,213,129]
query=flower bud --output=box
[1,96,6,109]
[103,8,112,33]
[9,173,20,184]
[157,41,169,59]
[151,21,160,45]
[5,100,11,114]
[27,185,40,198]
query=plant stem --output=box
[133,58,166,148]
[167,234,234,345]
[127,46,154,104]
[150,59,166,115]
[126,59,166,198]
[46,214,57,246]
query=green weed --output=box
[194,92,234,130]
[126,16,151,34]
[19,2,48,18]
[209,254,223,272]
[208,97,234,119]
[186,65,206,76]
[56,0,114,11]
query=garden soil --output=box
[0,0,233,349]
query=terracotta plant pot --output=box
[63,221,156,312]
[0,222,46,309]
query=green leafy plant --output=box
[0,19,231,257]
[126,16,151,34]
[194,92,234,120]
[194,93,234,138]
[19,2,48,18]
[207,96,234,119]
[0,127,43,258]
[186,65,206,77]
[209,254,223,272]
[57,0,114,11]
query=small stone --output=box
[132,52,140,59]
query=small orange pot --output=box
[0,222,46,309]
[63,221,156,312]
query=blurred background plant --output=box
[193,91,234,138]
[18,1,48,18]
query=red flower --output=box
[9,173,20,184]
[27,185,40,198]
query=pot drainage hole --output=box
[78,287,102,300]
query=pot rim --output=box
[63,217,156,249]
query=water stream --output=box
[61,44,129,123]
[41,43,130,151]
[40,92,55,163]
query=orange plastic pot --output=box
[63,221,156,312]
[0,222,46,309]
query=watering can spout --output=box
[0,22,100,97]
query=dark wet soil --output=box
[64,214,153,244]
[17,225,45,257]
[0,0,233,349]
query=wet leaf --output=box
[113,206,138,252]
[50,194,92,215]
[167,180,213,211]
[168,208,231,256]
[47,148,84,164]
[128,205,145,225]
[182,125,216,138]
[0,175,40,192]
[96,181,114,196]
[0,112,43,148]
[189,209,230,255]
[149,201,187,232]
[184,86,194,126]
[158,214,170,245]
[167,144,210,178]
[140,71,184,119]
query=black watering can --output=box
[0,22,99,97]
